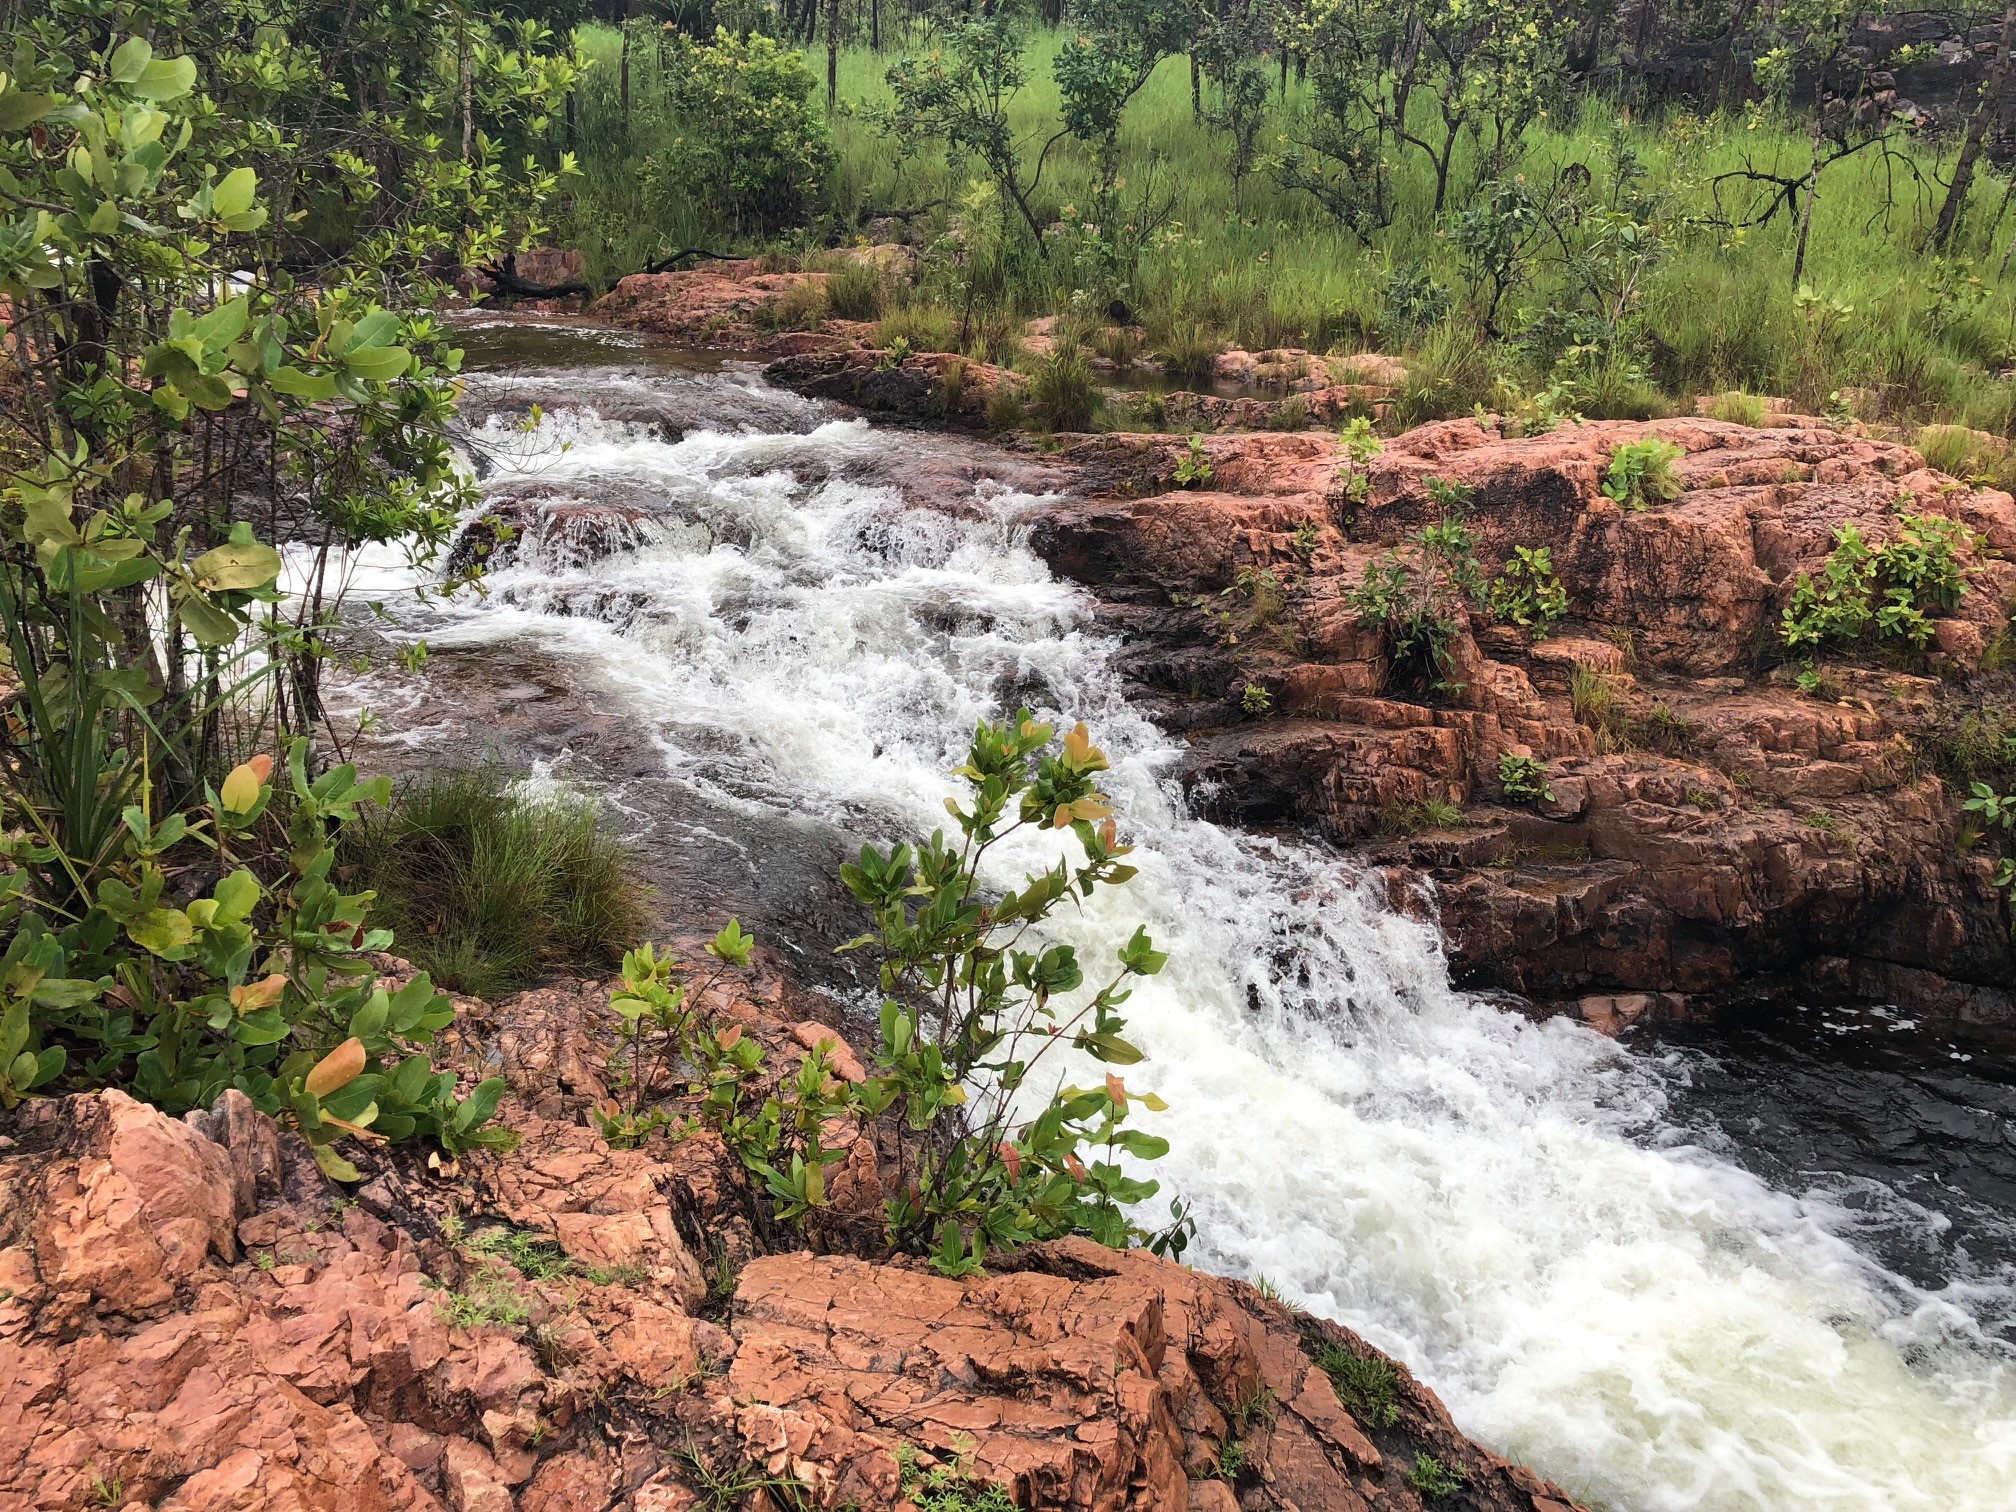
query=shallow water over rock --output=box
[326,320,2016,1511]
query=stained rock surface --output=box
[1023,418,2016,1021]
[1,972,1586,1511]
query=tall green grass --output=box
[551,23,2016,431]
[345,767,644,998]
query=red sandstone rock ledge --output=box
[1,971,1584,1512]
[1022,420,2016,1025]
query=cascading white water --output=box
[367,344,2016,1510]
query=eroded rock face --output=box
[1,1007,1586,1511]
[1025,419,2016,1020]
[763,347,1023,425]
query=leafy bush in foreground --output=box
[597,715,1177,1271]
[1601,438,1685,511]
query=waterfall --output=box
[345,332,2016,1510]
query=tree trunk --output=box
[872,0,880,51]
[1792,119,1823,287]
[1933,0,2016,250]
[1191,53,1201,118]
[827,0,841,107]
[619,14,631,118]
[458,22,473,161]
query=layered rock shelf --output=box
[0,968,1584,1512]
[1020,418,2016,1024]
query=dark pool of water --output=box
[1645,1003,2016,1333]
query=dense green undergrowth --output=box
[553,22,2016,434]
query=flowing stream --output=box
[333,320,2016,1510]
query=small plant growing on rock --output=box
[1708,390,1769,426]
[1341,415,1384,465]
[1227,565,1289,624]
[1488,545,1570,638]
[1601,437,1685,510]
[1498,753,1556,805]
[1781,512,1976,652]
[1291,519,1324,558]
[1407,1453,1468,1499]
[595,923,756,1149]
[1348,502,1487,699]
[1378,798,1465,834]
[1213,1439,1249,1481]
[895,1442,1017,1512]
[839,716,1175,1266]
[1242,683,1275,716]
[1174,435,1215,487]
[1965,783,2016,831]
[1570,663,1631,752]
[1313,1342,1402,1428]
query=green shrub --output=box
[756,279,827,332]
[601,716,1175,1269]
[1407,1453,1468,1499]
[345,769,643,999]
[1781,512,1976,652]
[1601,437,1686,510]
[1488,545,1570,638]
[1348,506,1485,697]
[0,32,538,1178]
[1498,753,1556,805]
[1709,390,1770,426]
[649,29,831,233]
[1242,683,1274,715]
[1340,415,1383,465]
[0,741,517,1178]
[1174,436,1215,486]
[878,300,959,355]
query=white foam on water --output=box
[389,395,2016,1510]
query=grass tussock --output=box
[346,767,644,998]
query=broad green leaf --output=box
[211,167,257,220]
[193,295,250,348]
[128,908,195,957]
[0,93,59,132]
[310,1143,361,1182]
[266,365,336,401]
[109,36,154,82]
[342,345,411,382]
[130,56,197,102]
[190,539,282,591]
[176,593,242,647]
[349,309,402,349]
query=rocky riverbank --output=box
[572,255,2016,1026]
[0,956,1585,1512]
[1019,419,2016,1027]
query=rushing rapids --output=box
[330,320,2016,1510]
